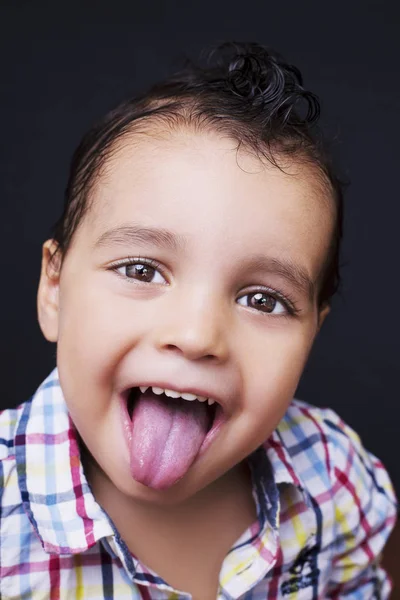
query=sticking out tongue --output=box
[129,389,209,490]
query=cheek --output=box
[56,278,136,395]
[241,326,314,417]
[59,276,131,353]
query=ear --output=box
[317,304,330,332]
[37,240,62,342]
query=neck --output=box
[84,453,257,593]
[83,447,255,543]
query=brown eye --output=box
[114,261,166,284]
[126,263,156,282]
[237,292,286,315]
[249,292,276,312]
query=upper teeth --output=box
[139,386,216,405]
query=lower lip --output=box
[118,391,227,465]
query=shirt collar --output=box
[15,368,113,554]
[245,428,311,543]
[265,427,307,490]
[15,368,309,557]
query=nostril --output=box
[160,333,224,361]
[164,344,216,361]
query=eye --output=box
[237,291,288,315]
[113,259,167,284]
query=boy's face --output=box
[38,130,333,504]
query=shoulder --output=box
[270,402,398,597]
[0,401,30,490]
[0,400,48,597]
[277,399,398,508]
[0,405,27,562]
[0,403,24,461]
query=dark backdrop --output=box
[0,1,399,492]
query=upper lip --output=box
[120,382,228,412]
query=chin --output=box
[115,471,202,506]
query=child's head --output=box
[37,42,343,504]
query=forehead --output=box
[81,130,334,280]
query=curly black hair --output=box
[51,41,343,307]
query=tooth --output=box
[152,387,164,395]
[181,392,197,401]
[139,386,149,394]
[208,398,215,405]
[164,389,181,399]
[197,396,207,402]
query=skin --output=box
[37,129,333,591]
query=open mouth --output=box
[120,384,227,489]
[121,385,228,490]
[126,386,219,434]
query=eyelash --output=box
[108,257,301,317]
[241,286,300,317]
[109,256,166,278]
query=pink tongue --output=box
[129,390,209,490]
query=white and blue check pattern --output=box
[0,368,397,598]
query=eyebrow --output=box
[241,254,316,302]
[93,225,187,253]
[94,224,315,301]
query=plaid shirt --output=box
[0,368,397,599]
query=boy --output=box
[0,42,397,599]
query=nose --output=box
[153,287,230,362]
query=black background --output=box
[0,1,399,493]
